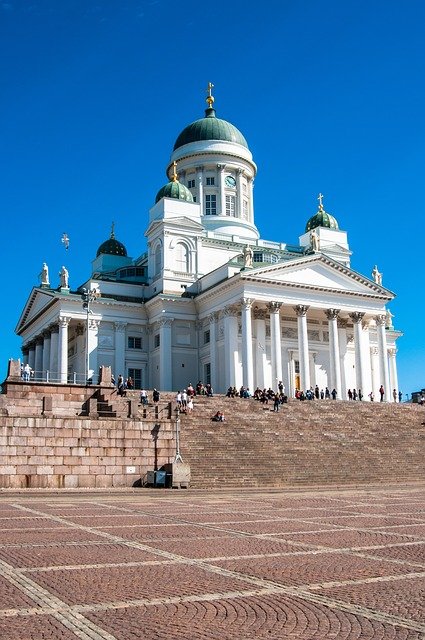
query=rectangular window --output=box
[205,194,217,215]
[204,330,210,344]
[154,334,160,348]
[128,336,142,349]
[127,368,142,389]
[204,362,211,385]
[206,177,215,186]
[226,195,236,217]
[188,179,195,188]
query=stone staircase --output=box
[176,395,425,488]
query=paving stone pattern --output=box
[0,485,424,639]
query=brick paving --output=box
[0,485,424,639]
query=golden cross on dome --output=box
[317,193,324,209]
[172,161,178,182]
[205,81,215,108]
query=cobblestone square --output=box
[0,484,424,639]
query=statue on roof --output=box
[385,309,394,329]
[372,265,382,285]
[39,262,50,287]
[310,228,319,252]
[243,244,253,268]
[59,266,69,289]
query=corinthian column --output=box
[254,308,267,390]
[58,316,71,384]
[159,318,173,391]
[349,312,366,393]
[267,302,282,390]
[241,298,254,392]
[325,308,342,396]
[388,348,399,401]
[375,314,390,400]
[294,305,310,391]
[223,306,239,390]
[208,312,219,392]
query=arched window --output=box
[175,242,189,273]
[154,244,162,276]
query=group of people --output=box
[114,374,134,396]
[20,363,34,381]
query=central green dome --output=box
[174,107,248,151]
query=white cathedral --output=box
[16,86,401,400]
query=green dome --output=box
[305,204,339,232]
[174,107,248,150]
[96,225,127,257]
[155,178,194,204]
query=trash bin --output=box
[154,470,166,487]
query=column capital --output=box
[388,347,397,357]
[35,336,44,346]
[88,319,100,331]
[58,316,71,328]
[349,311,365,324]
[325,308,340,320]
[208,311,220,323]
[114,321,128,332]
[216,163,226,171]
[158,317,174,328]
[267,301,282,314]
[42,329,51,339]
[375,314,386,326]
[241,297,254,310]
[294,304,309,317]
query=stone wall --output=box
[0,380,176,489]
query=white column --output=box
[370,347,379,397]
[325,309,342,397]
[87,319,100,382]
[268,302,283,391]
[360,321,372,398]
[254,309,267,390]
[237,168,244,219]
[42,331,51,380]
[223,306,239,391]
[49,326,59,382]
[288,350,296,397]
[34,338,43,381]
[249,178,254,223]
[349,312,366,393]
[114,322,127,380]
[388,348,399,401]
[241,298,254,392]
[375,314,391,401]
[217,164,226,216]
[337,318,348,395]
[208,312,219,392]
[159,318,173,391]
[196,166,204,216]
[295,305,310,391]
[58,316,71,384]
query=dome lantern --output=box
[305,193,339,232]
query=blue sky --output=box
[1,0,424,396]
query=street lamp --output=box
[81,287,100,384]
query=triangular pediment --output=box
[145,216,203,237]
[241,254,393,297]
[15,288,58,333]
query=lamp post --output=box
[81,288,100,384]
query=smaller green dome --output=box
[96,224,127,257]
[155,178,194,204]
[305,200,339,232]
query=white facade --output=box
[16,94,402,400]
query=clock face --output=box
[225,175,236,187]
